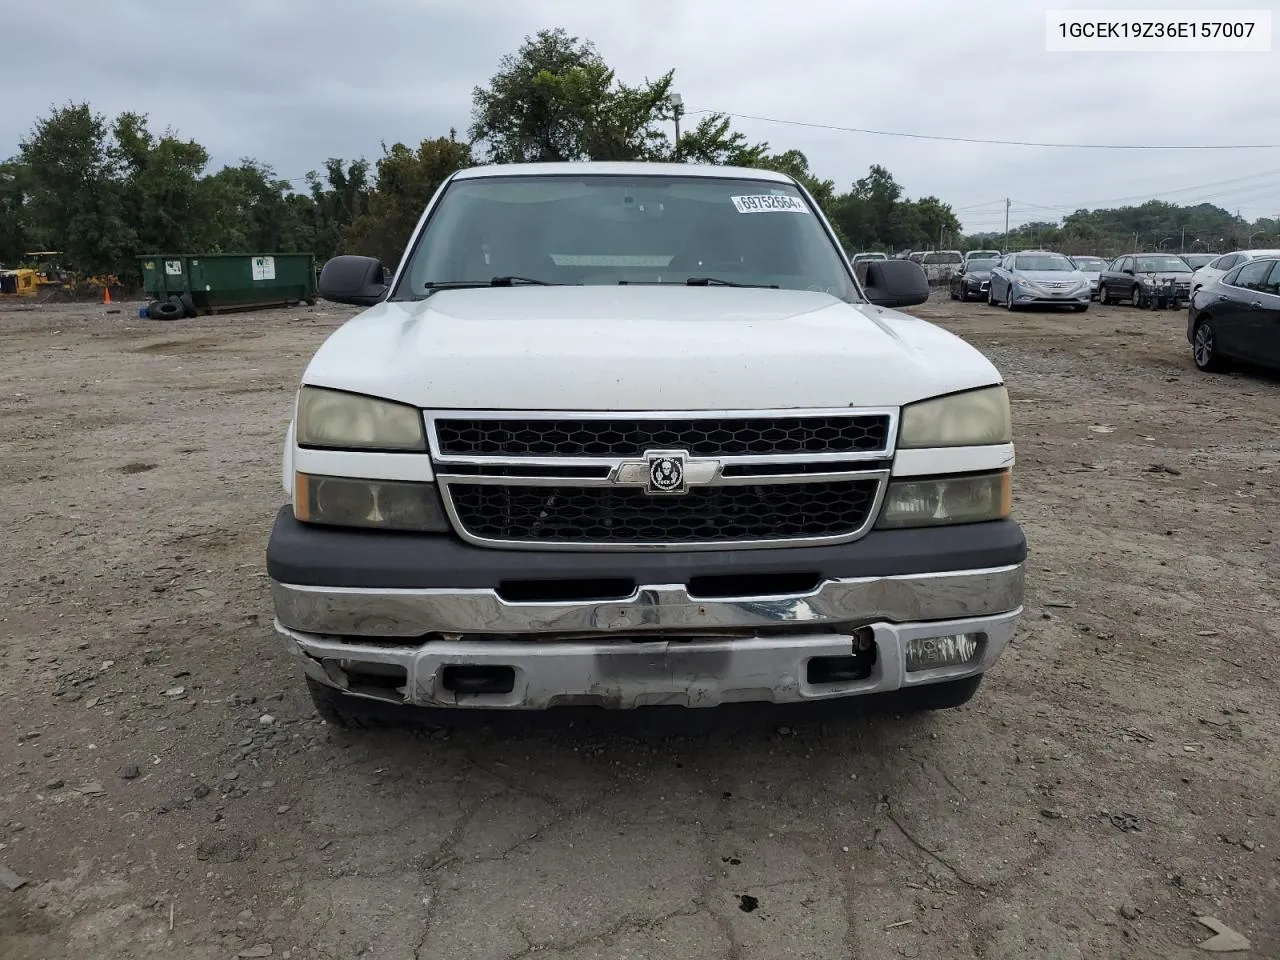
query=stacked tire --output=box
[145,293,197,321]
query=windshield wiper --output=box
[423,276,556,291]
[685,276,780,288]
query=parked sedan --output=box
[1186,256,1280,372]
[1068,255,1108,299]
[949,257,1000,302]
[1189,248,1280,295]
[987,251,1091,311]
[1097,254,1192,307]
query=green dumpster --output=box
[138,253,317,315]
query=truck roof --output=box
[451,161,795,183]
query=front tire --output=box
[306,676,412,730]
[1132,285,1143,308]
[1005,287,1017,311]
[1192,317,1226,372]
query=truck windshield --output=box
[391,174,859,302]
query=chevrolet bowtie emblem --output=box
[612,450,720,495]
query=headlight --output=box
[295,386,425,451]
[875,470,1012,529]
[898,386,1012,448]
[293,473,450,532]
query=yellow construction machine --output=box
[0,252,121,301]
[0,252,66,299]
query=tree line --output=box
[973,201,1280,259]
[2,27,1275,283]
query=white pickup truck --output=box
[266,161,1027,727]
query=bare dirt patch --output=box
[1,296,1277,959]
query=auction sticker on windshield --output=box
[731,195,809,214]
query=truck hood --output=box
[303,286,1002,410]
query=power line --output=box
[1007,169,1280,214]
[950,171,1280,226]
[1077,167,1280,207]
[687,108,1280,151]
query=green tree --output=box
[0,160,30,264]
[19,103,129,273]
[470,28,673,163]
[675,114,768,167]
[906,196,962,249]
[828,165,906,251]
[851,164,904,249]
[344,133,474,266]
[306,158,371,261]
[112,112,210,257]
[197,160,299,253]
[470,29,769,166]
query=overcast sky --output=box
[4,0,1279,236]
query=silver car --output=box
[987,251,1091,312]
[1069,255,1108,299]
[1189,248,1280,295]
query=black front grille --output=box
[434,415,891,459]
[446,479,880,545]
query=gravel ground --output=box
[1,293,1277,960]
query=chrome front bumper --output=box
[272,564,1025,710]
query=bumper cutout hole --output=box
[442,665,516,695]
[807,651,876,685]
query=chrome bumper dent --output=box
[278,610,1021,710]
[270,564,1025,638]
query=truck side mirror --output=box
[862,260,930,308]
[318,255,388,306]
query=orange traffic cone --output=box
[103,287,112,305]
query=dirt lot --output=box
[1,292,1277,960]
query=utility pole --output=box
[1180,226,1185,252]
[1003,198,1010,251]
[670,93,684,162]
